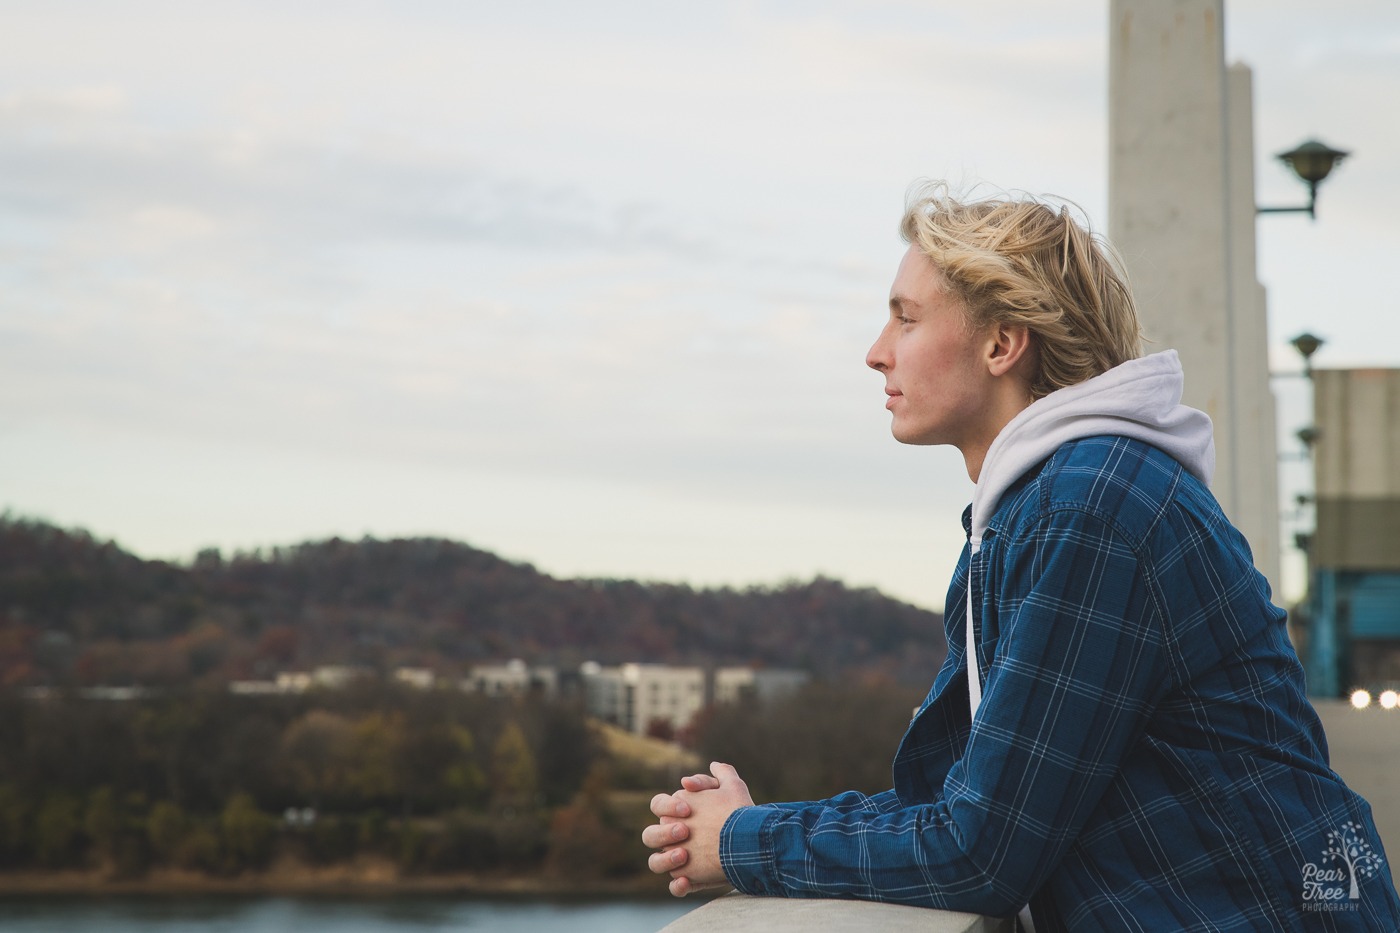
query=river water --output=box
[0,895,702,932]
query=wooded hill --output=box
[0,515,947,689]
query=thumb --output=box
[710,761,740,783]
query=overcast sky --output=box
[3,1,1397,611]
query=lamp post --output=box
[1291,331,1324,377]
[1288,330,1323,513]
[1285,331,1325,688]
[1256,138,1346,692]
[1257,139,1350,220]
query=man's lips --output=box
[885,389,901,410]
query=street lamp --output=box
[1291,332,1325,377]
[1291,334,1323,454]
[1257,139,1350,220]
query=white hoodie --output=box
[963,349,1216,715]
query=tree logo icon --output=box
[1323,822,1386,900]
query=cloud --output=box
[0,86,128,118]
[0,83,893,517]
[1,0,1394,607]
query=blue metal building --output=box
[1303,368,1400,697]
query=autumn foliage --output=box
[0,515,951,885]
[0,515,945,691]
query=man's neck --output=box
[960,386,1036,484]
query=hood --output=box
[969,349,1215,546]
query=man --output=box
[641,185,1400,930]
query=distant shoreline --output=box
[0,863,673,900]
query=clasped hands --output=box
[641,761,754,897]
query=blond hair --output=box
[900,182,1142,399]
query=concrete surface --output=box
[659,892,1013,932]
[1314,699,1400,886]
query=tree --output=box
[253,625,298,667]
[220,792,273,871]
[442,725,487,809]
[83,786,121,864]
[489,722,537,813]
[34,794,82,868]
[280,710,357,808]
[525,699,599,807]
[402,719,487,815]
[84,786,148,878]
[0,783,30,864]
[147,800,189,865]
[545,765,632,879]
[349,712,403,804]
[691,679,923,803]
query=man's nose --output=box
[866,330,891,371]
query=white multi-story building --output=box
[581,662,705,736]
[713,666,809,706]
[393,667,436,689]
[463,658,558,697]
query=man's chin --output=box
[891,422,941,446]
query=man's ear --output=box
[985,323,1035,378]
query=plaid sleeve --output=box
[720,505,1171,915]
[751,788,904,815]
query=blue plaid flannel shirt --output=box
[720,436,1400,931]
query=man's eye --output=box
[898,316,914,325]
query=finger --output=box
[710,761,741,784]
[686,881,730,894]
[650,792,691,819]
[669,876,727,896]
[679,773,721,792]
[648,846,689,875]
[641,821,689,849]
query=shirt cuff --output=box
[719,804,781,895]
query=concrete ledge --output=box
[660,891,1015,932]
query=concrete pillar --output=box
[1108,0,1281,594]
[1225,63,1283,600]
